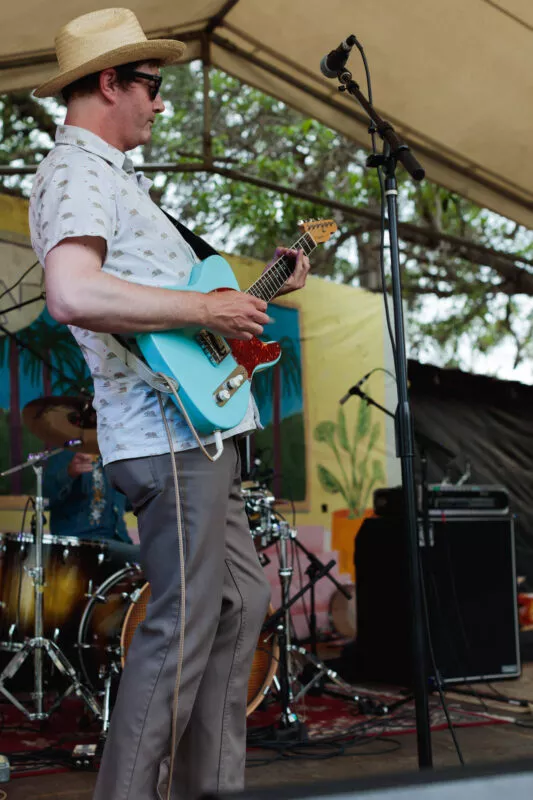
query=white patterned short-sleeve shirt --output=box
[29,125,258,465]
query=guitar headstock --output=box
[297,218,338,244]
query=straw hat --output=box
[35,7,186,98]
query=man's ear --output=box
[99,68,118,102]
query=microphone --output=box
[339,370,373,405]
[320,35,357,79]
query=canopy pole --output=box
[201,34,213,168]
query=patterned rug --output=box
[247,685,511,744]
[0,687,511,778]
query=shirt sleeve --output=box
[34,152,117,262]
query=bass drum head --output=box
[77,565,144,689]
[328,583,357,640]
[121,586,279,716]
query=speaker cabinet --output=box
[350,515,520,686]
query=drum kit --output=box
[0,396,105,723]
[0,394,358,741]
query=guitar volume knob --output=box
[227,374,244,390]
[216,389,231,403]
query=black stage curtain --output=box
[407,360,533,584]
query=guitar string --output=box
[199,229,320,354]
[246,232,315,302]
[248,234,314,300]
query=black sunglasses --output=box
[126,69,163,101]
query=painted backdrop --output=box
[0,194,399,637]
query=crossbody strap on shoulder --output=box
[94,210,217,390]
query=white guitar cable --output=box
[153,375,224,800]
[154,372,224,463]
[157,390,186,800]
[92,339,224,796]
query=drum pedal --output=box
[71,743,98,770]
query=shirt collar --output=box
[55,124,153,190]
[55,124,132,173]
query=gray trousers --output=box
[93,439,271,800]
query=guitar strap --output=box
[163,210,220,260]
[93,211,220,393]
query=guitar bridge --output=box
[195,329,231,365]
[213,366,248,406]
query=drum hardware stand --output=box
[256,523,383,743]
[0,445,102,722]
[276,520,305,737]
[250,520,307,742]
[282,545,384,712]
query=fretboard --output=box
[245,232,315,303]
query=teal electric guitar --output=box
[136,219,337,434]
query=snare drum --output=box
[0,532,108,651]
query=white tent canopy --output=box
[1,0,533,227]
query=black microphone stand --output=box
[294,537,351,657]
[333,61,432,768]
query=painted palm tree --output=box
[253,335,303,498]
[14,315,92,395]
[0,313,91,492]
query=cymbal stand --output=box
[0,446,102,722]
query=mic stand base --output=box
[247,716,309,745]
[289,646,389,715]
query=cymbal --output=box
[22,395,99,454]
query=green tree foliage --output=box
[2,63,533,373]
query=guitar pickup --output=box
[195,329,231,365]
[214,366,248,406]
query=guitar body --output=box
[135,220,337,436]
[136,255,282,434]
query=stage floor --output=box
[4,721,533,799]
[4,662,533,799]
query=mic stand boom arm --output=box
[334,66,432,769]
[335,68,424,181]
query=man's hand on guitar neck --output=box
[204,291,271,341]
[264,247,311,296]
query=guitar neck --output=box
[245,232,316,303]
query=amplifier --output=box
[348,515,520,686]
[427,484,509,516]
[373,484,509,517]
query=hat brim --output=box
[34,39,186,98]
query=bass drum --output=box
[77,565,145,689]
[328,583,357,640]
[121,583,279,716]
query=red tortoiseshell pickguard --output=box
[227,336,281,377]
[212,287,281,376]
